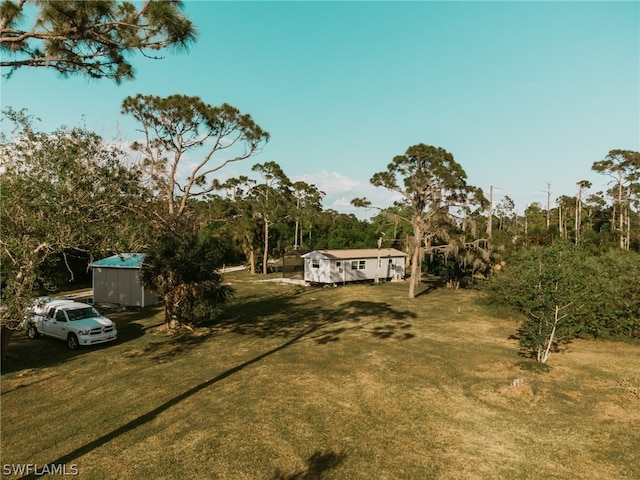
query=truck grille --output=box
[90,325,114,335]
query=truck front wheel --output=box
[67,334,79,350]
[27,325,40,339]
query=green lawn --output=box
[1,272,639,479]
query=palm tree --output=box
[141,222,233,328]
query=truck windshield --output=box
[65,307,100,321]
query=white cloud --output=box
[293,170,360,195]
[293,170,402,219]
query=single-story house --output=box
[300,248,407,284]
[90,253,159,307]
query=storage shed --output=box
[90,253,159,307]
[301,248,407,284]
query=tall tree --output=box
[215,176,263,274]
[250,161,291,275]
[353,143,475,298]
[0,108,148,358]
[1,0,196,82]
[592,150,640,250]
[122,95,268,327]
[122,94,269,219]
[290,181,324,250]
[556,195,575,240]
[495,195,515,232]
[583,192,608,237]
[575,180,591,245]
[523,202,551,245]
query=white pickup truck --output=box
[25,298,117,350]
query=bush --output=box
[141,222,234,328]
[487,243,599,363]
[586,249,640,338]
[488,244,640,363]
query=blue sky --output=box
[2,1,639,218]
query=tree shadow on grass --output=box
[1,334,83,375]
[109,306,165,341]
[214,292,418,343]
[124,330,212,363]
[22,291,416,478]
[273,449,348,480]
[19,328,315,480]
[0,372,59,396]
[0,327,144,375]
[1,306,162,375]
[369,321,415,340]
[414,278,445,298]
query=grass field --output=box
[1,271,639,479]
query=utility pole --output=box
[487,185,494,237]
[558,199,563,238]
[546,182,551,230]
[375,233,385,284]
[575,185,580,245]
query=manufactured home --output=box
[91,253,159,307]
[301,248,407,284]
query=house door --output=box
[335,261,345,284]
[386,258,394,278]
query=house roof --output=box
[91,253,146,269]
[301,248,407,260]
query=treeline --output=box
[2,105,638,363]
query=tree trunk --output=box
[540,305,560,364]
[262,219,269,275]
[294,196,301,250]
[1,327,15,362]
[408,220,423,299]
[618,180,624,249]
[624,207,631,250]
[163,293,180,329]
[249,247,256,275]
[575,185,582,245]
[627,209,631,251]
[408,244,420,299]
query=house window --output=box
[358,260,366,270]
[312,259,320,269]
[351,261,358,270]
[336,261,341,267]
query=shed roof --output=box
[301,248,407,260]
[91,253,146,269]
